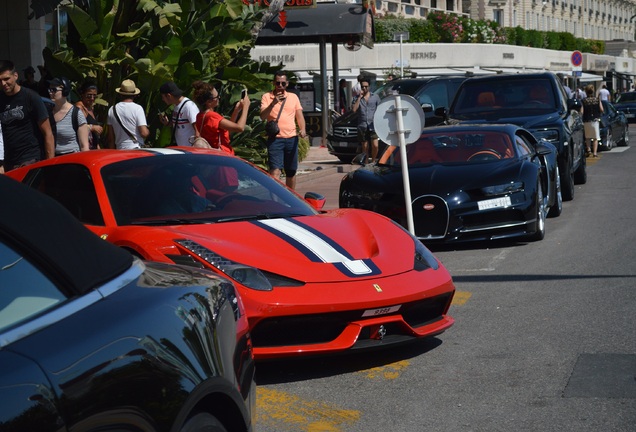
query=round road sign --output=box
[571,51,583,67]
[373,95,425,147]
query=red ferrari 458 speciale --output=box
[7,147,455,359]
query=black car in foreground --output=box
[0,175,255,431]
[327,75,470,162]
[438,72,586,201]
[340,124,561,243]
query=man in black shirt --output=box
[0,60,54,172]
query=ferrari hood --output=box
[140,210,420,283]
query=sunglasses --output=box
[275,81,288,87]
[361,85,369,89]
[48,87,63,94]
[84,94,97,99]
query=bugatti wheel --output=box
[528,180,546,242]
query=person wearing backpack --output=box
[49,77,89,155]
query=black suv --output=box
[437,72,586,201]
[327,75,471,163]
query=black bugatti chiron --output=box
[339,123,562,243]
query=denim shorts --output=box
[267,136,299,175]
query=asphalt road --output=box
[255,128,636,431]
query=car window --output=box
[417,82,448,112]
[616,93,636,103]
[515,135,533,157]
[101,155,317,225]
[390,131,514,167]
[23,164,104,226]
[453,78,557,116]
[0,240,65,332]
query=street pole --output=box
[400,34,404,78]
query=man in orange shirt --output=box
[260,70,307,190]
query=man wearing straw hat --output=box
[107,79,149,149]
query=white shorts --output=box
[583,120,600,140]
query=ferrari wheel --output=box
[547,165,562,218]
[180,412,227,432]
[528,180,546,241]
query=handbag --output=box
[189,111,219,150]
[265,97,286,138]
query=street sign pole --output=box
[393,96,414,233]
[399,34,404,78]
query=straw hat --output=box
[115,79,141,96]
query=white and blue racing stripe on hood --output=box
[141,148,189,155]
[254,218,381,278]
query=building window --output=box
[493,9,503,26]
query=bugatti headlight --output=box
[390,220,439,271]
[173,239,303,291]
[481,181,524,196]
[531,129,559,143]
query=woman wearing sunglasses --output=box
[76,80,104,149]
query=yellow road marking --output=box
[357,359,410,379]
[256,388,360,431]
[586,154,600,165]
[452,290,471,306]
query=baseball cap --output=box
[159,81,183,97]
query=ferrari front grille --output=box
[250,293,452,348]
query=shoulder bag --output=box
[265,97,286,138]
[112,104,139,145]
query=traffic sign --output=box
[571,51,583,67]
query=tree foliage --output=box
[374,11,604,53]
[43,0,283,163]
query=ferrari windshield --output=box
[451,78,558,120]
[388,131,515,167]
[101,154,317,225]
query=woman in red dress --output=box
[192,81,250,154]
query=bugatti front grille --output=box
[412,195,449,239]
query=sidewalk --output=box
[295,145,356,209]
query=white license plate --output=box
[478,196,512,211]
[362,305,401,317]
[338,141,358,148]
[626,113,635,118]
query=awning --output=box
[554,71,604,82]
[256,3,374,48]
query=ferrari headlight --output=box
[481,181,523,196]
[531,129,559,143]
[173,239,303,291]
[389,220,439,271]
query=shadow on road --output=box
[255,337,443,385]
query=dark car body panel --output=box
[339,124,559,243]
[599,100,629,150]
[614,92,636,121]
[327,76,470,162]
[442,72,585,200]
[0,175,254,431]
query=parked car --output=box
[7,147,456,360]
[437,72,586,201]
[327,75,471,162]
[599,100,629,151]
[613,91,636,122]
[0,174,255,431]
[340,124,561,243]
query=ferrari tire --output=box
[560,152,574,201]
[547,165,562,218]
[528,180,546,242]
[180,412,227,432]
